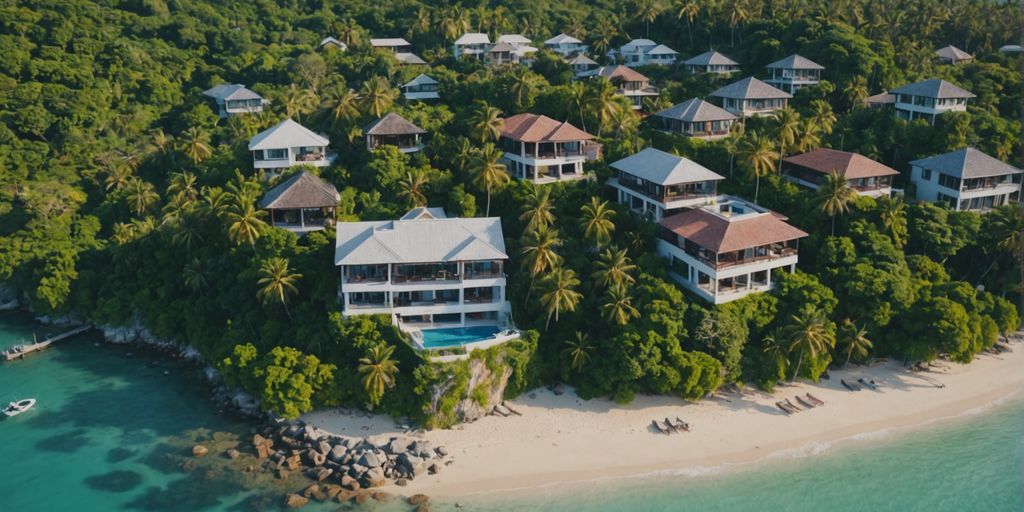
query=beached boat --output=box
[858,378,878,390]
[841,379,862,391]
[3,398,36,417]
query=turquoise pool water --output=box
[419,326,501,349]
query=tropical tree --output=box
[147,128,175,162]
[843,76,869,108]
[808,100,837,134]
[359,76,399,118]
[562,331,594,373]
[397,169,430,207]
[103,162,134,192]
[675,0,701,46]
[179,127,213,164]
[781,306,835,382]
[124,177,159,216]
[567,81,588,132]
[796,119,822,153]
[590,17,618,56]
[256,257,302,318]
[323,85,361,124]
[877,197,908,247]
[279,84,318,121]
[521,225,564,303]
[471,143,510,216]
[737,131,776,202]
[579,197,615,248]
[167,171,198,201]
[635,0,664,37]
[817,170,857,235]
[539,267,583,329]
[586,80,622,137]
[182,258,208,292]
[761,333,789,376]
[601,284,641,325]
[469,102,504,143]
[727,0,751,46]
[838,320,873,367]
[520,186,555,232]
[226,195,268,252]
[772,108,801,168]
[358,344,399,408]
[592,247,636,289]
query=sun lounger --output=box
[674,417,690,432]
[652,419,671,435]
[805,393,825,406]
[795,396,816,409]
[664,418,680,433]
[785,398,802,411]
[775,401,793,415]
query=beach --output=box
[302,340,1024,499]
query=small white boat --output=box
[3,398,36,417]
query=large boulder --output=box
[328,445,347,463]
[363,467,386,487]
[303,425,321,442]
[305,448,326,467]
[408,494,430,506]
[283,494,308,509]
[386,438,412,454]
[435,446,449,457]
[300,484,320,498]
[191,445,209,458]
[225,448,241,460]
[411,441,434,458]
[358,452,381,468]
[340,474,360,491]
[315,468,333,482]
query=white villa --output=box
[485,35,538,66]
[319,37,348,51]
[202,84,267,117]
[710,77,792,117]
[891,79,974,125]
[370,38,425,65]
[782,148,899,198]
[652,99,738,140]
[364,113,426,153]
[910,148,1022,212]
[608,39,678,67]
[401,74,440,101]
[682,50,739,75]
[567,54,599,76]
[453,33,490,59]
[765,54,824,94]
[936,45,973,64]
[259,171,339,233]
[608,148,724,221]
[499,113,599,183]
[334,208,514,334]
[248,119,335,174]
[591,65,659,110]
[657,196,808,304]
[544,33,588,56]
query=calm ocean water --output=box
[0,310,1021,511]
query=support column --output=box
[299,209,305,228]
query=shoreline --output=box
[303,339,1024,500]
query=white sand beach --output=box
[302,340,1024,499]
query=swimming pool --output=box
[419,326,502,349]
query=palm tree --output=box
[580,197,616,249]
[877,196,908,247]
[171,215,203,252]
[508,68,542,110]
[226,195,268,252]
[843,76,869,109]
[675,0,701,46]
[179,127,213,164]
[520,186,555,232]
[601,284,641,326]
[256,257,302,318]
[796,119,822,153]
[586,80,622,137]
[562,332,594,373]
[358,344,399,408]
[124,177,159,216]
[469,102,504,144]
[761,333,789,376]
[279,84,318,121]
[539,267,583,330]
[727,0,751,46]
[182,258,208,292]
[147,128,175,162]
[323,85,361,125]
[592,247,637,289]
[103,162,134,192]
[471,143,510,216]
[816,170,857,235]
[359,76,399,118]
[397,169,430,207]
[781,307,835,382]
[567,81,588,132]
[772,108,801,169]
[635,0,664,37]
[167,171,198,201]
[737,132,776,202]
[838,320,873,367]
[520,225,564,304]
[808,100,837,135]
[590,17,618,57]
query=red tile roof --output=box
[660,208,808,253]
[783,148,899,179]
[500,113,594,142]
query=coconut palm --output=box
[226,195,268,252]
[772,108,801,168]
[257,257,302,318]
[539,267,583,330]
[469,102,504,144]
[601,284,641,326]
[567,81,588,132]
[520,225,564,304]
[160,190,193,226]
[635,0,664,37]
[737,131,776,202]
[877,196,908,247]
[562,332,594,373]
[592,247,637,289]
[727,0,751,46]
[816,170,857,235]
[838,320,873,367]
[843,76,869,109]
[520,186,555,232]
[781,306,835,382]
[590,17,618,56]
[279,84,318,121]
[147,128,175,162]
[179,127,213,164]
[508,68,542,110]
[471,143,510,216]
[103,162,134,192]
[586,80,622,137]
[761,333,789,376]
[124,177,159,216]
[580,197,616,249]
[675,0,701,46]
[397,169,430,208]
[182,258,208,292]
[171,215,204,252]
[358,344,399,407]
[323,85,361,125]
[359,76,399,118]
[808,100,837,135]
[796,119,822,153]
[167,171,198,201]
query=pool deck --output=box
[403,324,520,361]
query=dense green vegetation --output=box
[0,0,1020,420]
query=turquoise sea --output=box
[1,310,1022,511]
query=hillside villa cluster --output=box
[199,35,1021,357]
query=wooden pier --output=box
[2,325,92,361]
